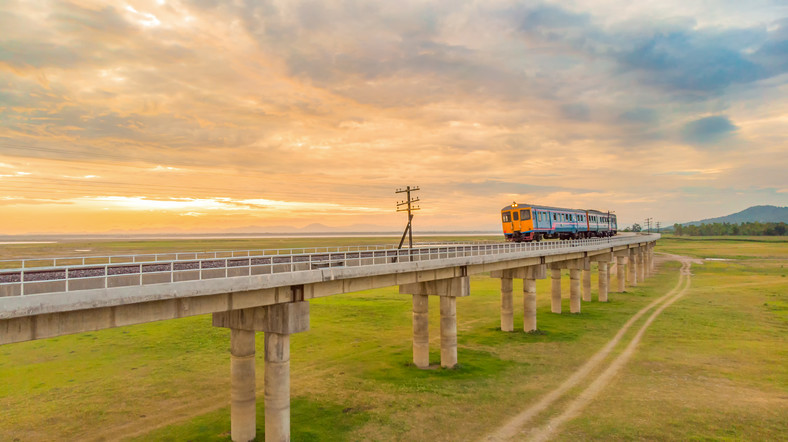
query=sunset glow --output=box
[1,0,787,234]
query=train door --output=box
[520,208,532,234]
[502,211,513,235]
[512,209,520,232]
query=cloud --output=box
[515,4,591,30]
[680,115,739,145]
[561,103,590,121]
[618,108,658,124]
[615,30,765,95]
[0,0,786,233]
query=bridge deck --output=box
[1,235,658,322]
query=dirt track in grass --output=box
[484,254,696,441]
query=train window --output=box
[553,213,557,221]
[520,209,531,220]
[502,212,511,223]
[513,211,519,221]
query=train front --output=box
[500,202,534,242]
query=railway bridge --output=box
[0,233,659,441]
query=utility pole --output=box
[396,186,420,261]
[644,217,652,233]
[656,221,661,233]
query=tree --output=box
[631,223,642,232]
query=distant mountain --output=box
[684,205,788,226]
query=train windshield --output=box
[520,209,531,220]
[502,212,512,223]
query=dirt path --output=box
[484,256,693,441]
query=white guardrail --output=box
[0,235,657,297]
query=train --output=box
[501,202,617,242]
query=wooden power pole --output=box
[396,186,420,261]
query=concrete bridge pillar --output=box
[264,332,290,442]
[440,296,458,368]
[598,261,609,302]
[629,249,638,287]
[607,257,616,292]
[523,276,536,331]
[616,255,627,292]
[646,244,652,276]
[412,295,429,368]
[523,265,546,331]
[648,244,655,276]
[569,268,581,313]
[638,248,646,282]
[400,274,470,369]
[230,329,256,442]
[213,301,310,442]
[492,265,546,332]
[500,277,514,332]
[651,244,656,274]
[590,252,613,302]
[550,267,562,314]
[582,258,592,303]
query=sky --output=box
[1,0,787,235]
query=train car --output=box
[501,202,617,242]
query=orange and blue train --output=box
[501,202,617,242]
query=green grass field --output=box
[1,235,786,440]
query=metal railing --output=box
[0,235,658,297]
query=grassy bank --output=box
[557,238,788,439]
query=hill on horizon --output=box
[684,205,788,226]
